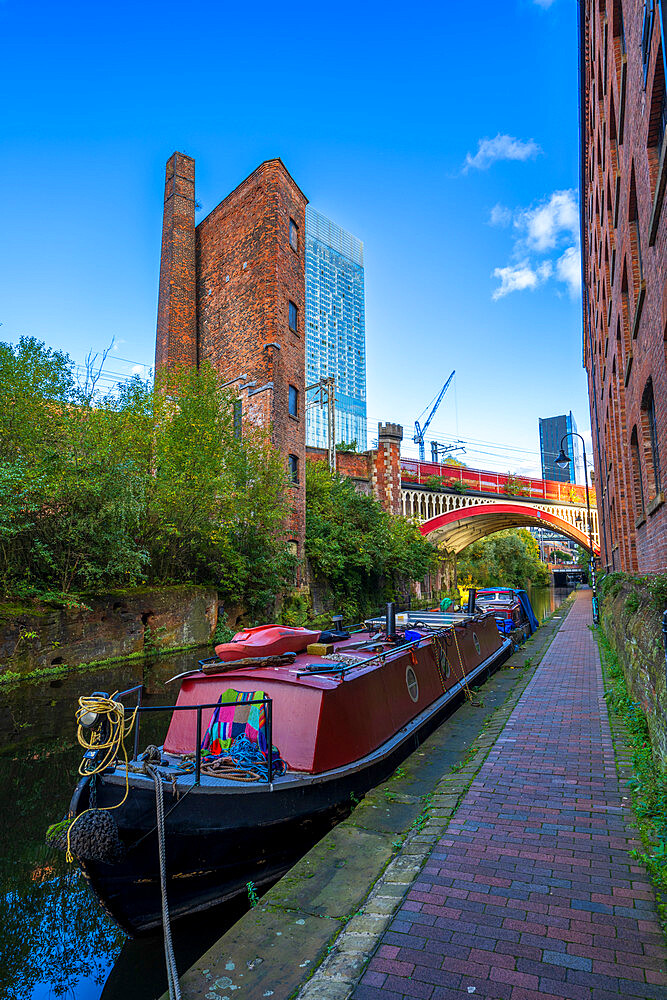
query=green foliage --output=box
[456,529,550,589]
[599,571,629,599]
[447,478,468,494]
[213,618,235,645]
[624,590,641,616]
[647,574,667,610]
[335,439,358,453]
[305,459,438,621]
[424,475,467,494]
[502,474,529,497]
[279,590,316,627]
[597,630,667,925]
[0,338,296,617]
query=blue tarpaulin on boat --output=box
[515,590,539,633]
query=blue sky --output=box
[0,0,589,479]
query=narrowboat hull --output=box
[70,632,511,935]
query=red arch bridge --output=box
[399,462,600,555]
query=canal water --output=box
[0,648,252,1000]
[0,586,573,1000]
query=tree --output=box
[305,459,437,619]
[0,340,296,615]
[456,529,550,589]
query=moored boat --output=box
[474,587,539,638]
[64,607,512,935]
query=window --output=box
[288,384,298,418]
[289,218,298,252]
[631,426,646,519]
[628,168,643,288]
[288,454,299,484]
[289,300,298,333]
[641,379,662,493]
[642,0,655,86]
[647,46,667,192]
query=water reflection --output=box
[526,585,573,622]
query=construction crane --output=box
[413,371,456,462]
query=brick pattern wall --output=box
[195,159,307,551]
[371,423,404,516]
[306,446,373,495]
[581,0,667,572]
[155,153,197,375]
[155,155,308,557]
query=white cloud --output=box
[464,134,541,172]
[556,246,582,296]
[534,0,557,7]
[489,203,512,227]
[131,364,145,375]
[518,189,579,252]
[491,190,581,300]
[492,262,545,300]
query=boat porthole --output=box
[439,649,451,679]
[406,666,419,702]
[472,632,481,655]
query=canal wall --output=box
[0,585,218,680]
[599,576,667,765]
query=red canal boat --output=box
[67,608,511,934]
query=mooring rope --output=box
[147,763,181,1000]
[449,625,474,702]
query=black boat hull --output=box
[71,638,512,934]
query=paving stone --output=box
[344,592,667,1000]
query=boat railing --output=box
[297,622,488,679]
[113,685,274,786]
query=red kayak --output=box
[214,625,321,662]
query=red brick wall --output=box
[155,156,308,557]
[371,423,404,515]
[195,159,307,551]
[155,153,197,376]
[581,0,667,572]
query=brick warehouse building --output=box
[580,0,667,572]
[155,153,308,556]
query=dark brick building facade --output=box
[580,0,667,572]
[155,153,308,555]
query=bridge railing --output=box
[400,459,597,507]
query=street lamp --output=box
[555,433,599,626]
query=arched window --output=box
[640,379,661,494]
[630,425,646,520]
[647,43,666,194]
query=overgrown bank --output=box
[596,626,667,933]
[598,571,667,765]
[0,338,441,675]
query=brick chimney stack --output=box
[373,422,403,515]
[155,152,197,376]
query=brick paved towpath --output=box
[354,591,667,1000]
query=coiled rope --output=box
[65,692,138,862]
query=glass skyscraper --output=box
[539,412,581,483]
[305,206,367,451]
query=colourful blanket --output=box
[201,689,268,756]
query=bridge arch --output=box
[419,502,599,555]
